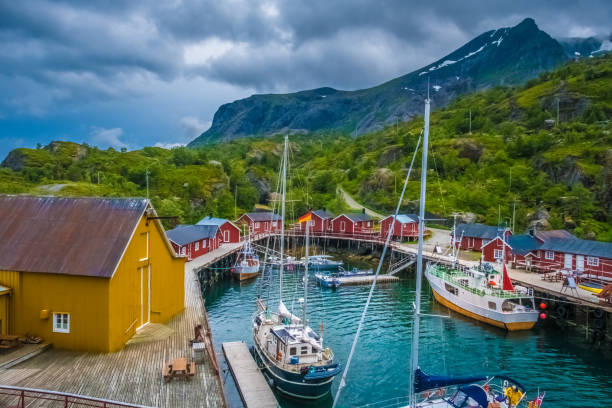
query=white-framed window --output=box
[203,240,207,248]
[587,256,599,266]
[139,232,149,261]
[181,247,186,255]
[195,241,199,250]
[53,312,70,333]
[255,222,260,228]
[545,251,554,260]
[272,221,277,228]
[494,249,503,259]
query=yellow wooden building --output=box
[0,196,185,352]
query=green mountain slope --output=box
[189,18,568,146]
[2,55,611,240]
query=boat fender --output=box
[276,351,282,361]
[556,305,568,319]
[593,318,605,330]
[593,309,605,319]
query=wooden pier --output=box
[0,266,227,408]
[337,275,399,285]
[222,341,278,408]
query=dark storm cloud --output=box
[0,0,610,114]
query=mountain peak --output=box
[188,18,570,147]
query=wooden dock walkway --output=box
[337,275,399,285]
[222,342,278,408]
[0,266,227,407]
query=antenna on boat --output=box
[408,96,430,407]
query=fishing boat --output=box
[252,136,341,399]
[425,222,540,330]
[578,278,604,294]
[231,239,260,281]
[315,272,341,289]
[333,97,545,408]
[307,255,343,271]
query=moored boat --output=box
[308,255,343,271]
[231,240,260,281]
[315,272,341,289]
[578,279,604,294]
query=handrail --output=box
[0,385,153,408]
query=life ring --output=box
[556,305,567,319]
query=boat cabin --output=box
[266,325,323,366]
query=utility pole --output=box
[509,167,512,192]
[145,168,150,200]
[556,98,560,126]
[97,171,100,184]
[234,185,237,219]
[469,109,472,134]
[512,199,517,233]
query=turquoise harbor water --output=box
[203,259,612,408]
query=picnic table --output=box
[163,357,195,382]
[0,335,20,350]
[541,272,563,282]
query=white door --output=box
[564,253,573,270]
[576,255,584,272]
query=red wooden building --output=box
[452,223,511,252]
[298,209,334,233]
[197,216,241,243]
[481,236,513,263]
[331,210,373,235]
[534,238,612,278]
[166,224,223,261]
[380,214,419,240]
[507,230,576,270]
[236,212,282,235]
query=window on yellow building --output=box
[53,313,70,333]
[139,232,149,261]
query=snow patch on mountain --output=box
[492,37,503,47]
[432,85,441,92]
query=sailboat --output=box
[333,97,545,408]
[252,136,341,399]
[231,238,260,281]
[425,223,540,331]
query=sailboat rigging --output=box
[251,135,341,400]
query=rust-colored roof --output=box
[0,195,148,278]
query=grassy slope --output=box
[1,55,611,239]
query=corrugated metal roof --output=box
[166,225,219,246]
[312,209,334,219]
[343,213,373,222]
[539,238,612,258]
[534,229,576,242]
[386,214,418,224]
[196,216,230,227]
[508,234,541,256]
[242,212,282,222]
[455,223,503,239]
[0,195,148,278]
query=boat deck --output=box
[222,341,278,408]
[0,267,226,408]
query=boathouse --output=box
[534,238,612,278]
[452,223,511,252]
[331,210,374,235]
[507,234,541,269]
[166,224,223,260]
[236,211,282,235]
[298,209,334,233]
[197,215,241,243]
[380,214,419,240]
[0,196,185,351]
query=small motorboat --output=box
[315,273,341,289]
[308,255,343,271]
[578,279,604,294]
[336,266,374,278]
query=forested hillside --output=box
[2,55,611,240]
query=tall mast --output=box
[409,97,430,406]
[279,135,288,301]
[303,222,309,324]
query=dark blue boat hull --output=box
[252,344,340,399]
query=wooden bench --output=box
[163,357,195,382]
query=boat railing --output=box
[430,266,534,299]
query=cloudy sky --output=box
[0,1,610,159]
